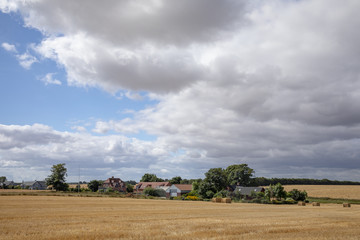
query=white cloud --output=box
[0,124,170,181]
[1,42,17,52]
[40,73,62,85]
[1,1,360,181]
[16,52,38,69]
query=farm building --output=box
[102,176,126,192]
[134,182,171,193]
[0,180,17,189]
[233,186,265,197]
[166,184,193,198]
[21,181,47,190]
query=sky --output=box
[1,0,360,182]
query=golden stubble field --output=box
[0,195,359,240]
[282,185,360,199]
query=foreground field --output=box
[0,196,359,240]
[282,185,360,199]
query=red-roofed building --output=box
[102,176,126,192]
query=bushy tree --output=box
[204,168,227,193]
[214,190,229,198]
[143,187,166,197]
[198,180,216,199]
[88,180,102,192]
[126,184,134,193]
[140,173,164,182]
[46,163,69,191]
[226,164,255,186]
[0,176,6,183]
[169,176,182,184]
[265,184,274,200]
[288,189,307,201]
[273,183,287,200]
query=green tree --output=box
[46,163,69,191]
[140,173,163,182]
[204,168,227,193]
[197,168,227,199]
[126,184,134,193]
[192,179,202,192]
[225,164,255,186]
[143,187,166,197]
[265,184,274,200]
[0,176,6,183]
[169,176,182,184]
[273,183,287,200]
[88,180,102,192]
[288,189,307,201]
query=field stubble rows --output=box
[1,195,359,240]
[282,185,360,199]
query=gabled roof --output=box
[3,181,15,185]
[22,181,37,186]
[22,181,47,187]
[136,182,171,190]
[173,184,192,191]
[104,176,124,183]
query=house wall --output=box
[167,185,181,197]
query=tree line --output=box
[253,177,360,186]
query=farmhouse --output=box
[21,181,47,190]
[166,184,193,198]
[134,182,171,193]
[234,186,265,197]
[102,176,126,192]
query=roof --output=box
[173,184,193,191]
[3,181,15,185]
[234,186,264,196]
[22,181,47,187]
[103,176,123,183]
[22,181,36,186]
[135,182,171,190]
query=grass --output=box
[1,195,360,240]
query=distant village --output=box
[0,175,264,200]
[1,163,358,203]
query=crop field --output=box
[1,195,359,240]
[282,185,360,199]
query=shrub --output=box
[143,187,166,197]
[214,190,229,198]
[288,189,307,201]
[185,195,200,201]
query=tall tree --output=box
[226,164,255,186]
[46,163,69,191]
[0,176,6,183]
[204,168,227,193]
[140,173,160,182]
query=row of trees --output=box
[42,163,360,195]
[254,177,360,186]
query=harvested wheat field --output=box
[282,185,360,199]
[1,196,359,240]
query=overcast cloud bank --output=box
[1,0,360,181]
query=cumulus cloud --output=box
[1,0,360,181]
[16,52,38,69]
[0,124,174,181]
[40,73,62,85]
[1,42,17,52]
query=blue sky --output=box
[1,0,360,182]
